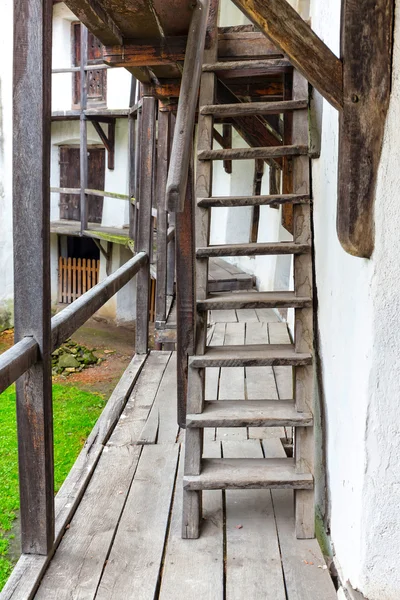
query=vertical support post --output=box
[182,0,219,539]
[167,113,176,299]
[282,71,294,234]
[176,156,196,427]
[155,107,171,325]
[292,70,314,538]
[13,0,54,554]
[135,90,156,354]
[80,25,88,233]
[128,76,137,242]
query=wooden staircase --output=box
[182,24,314,540]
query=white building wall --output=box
[0,0,13,329]
[310,0,400,597]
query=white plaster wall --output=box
[50,119,128,227]
[51,3,131,113]
[0,0,14,326]
[310,0,400,597]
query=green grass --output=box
[0,384,106,589]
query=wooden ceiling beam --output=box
[103,36,186,68]
[64,0,123,46]
[230,0,343,110]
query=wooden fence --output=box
[58,257,100,303]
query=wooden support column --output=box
[13,0,54,554]
[155,108,171,325]
[80,25,89,234]
[176,157,196,428]
[135,90,156,354]
[128,76,137,241]
[292,71,314,538]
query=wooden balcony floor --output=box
[30,312,335,600]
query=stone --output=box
[58,354,80,369]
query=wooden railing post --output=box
[128,76,137,241]
[175,154,196,427]
[155,107,171,326]
[135,89,156,354]
[13,0,54,554]
[80,24,89,233]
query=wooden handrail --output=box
[0,251,147,396]
[166,0,210,213]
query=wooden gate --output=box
[58,257,100,303]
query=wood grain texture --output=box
[197,242,310,257]
[183,457,313,490]
[187,400,313,428]
[155,109,171,324]
[230,0,343,110]
[201,99,307,117]
[95,445,179,600]
[218,30,283,60]
[198,291,311,310]
[64,0,122,45]
[13,0,54,554]
[35,444,142,599]
[0,338,38,396]
[161,442,224,596]
[190,344,312,368]
[198,193,310,207]
[223,440,286,600]
[136,94,156,354]
[338,0,394,257]
[265,439,337,600]
[198,144,308,161]
[166,0,210,212]
[203,58,291,72]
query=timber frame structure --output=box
[0,0,395,596]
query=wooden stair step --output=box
[198,193,310,208]
[189,344,312,368]
[196,242,310,258]
[200,99,308,117]
[202,58,292,72]
[186,400,313,428]
[183,458,313,490]
[197,291,311,311]
[198,144,308,161]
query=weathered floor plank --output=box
[108,351,171,447]
[264,439,336,600]
[223,440,286,600]
[138,353,179,444]
[159,440,224,600]
[35,445,143,599]
[217,322,247,441]
[96,445,179,600]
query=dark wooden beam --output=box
[64,0,122,45]
[13,0,54,554]
[136,92,156,354]
[80,25,88,234]
[337,0,394,257]
[92,119,115,170]
[155,108,171,324]
[218,30,283,59]
[230,0,343,110]
[103,37,186,68]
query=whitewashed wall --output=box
[50,4,134,321]
[310,0,400,597]
[0,0,13,329]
